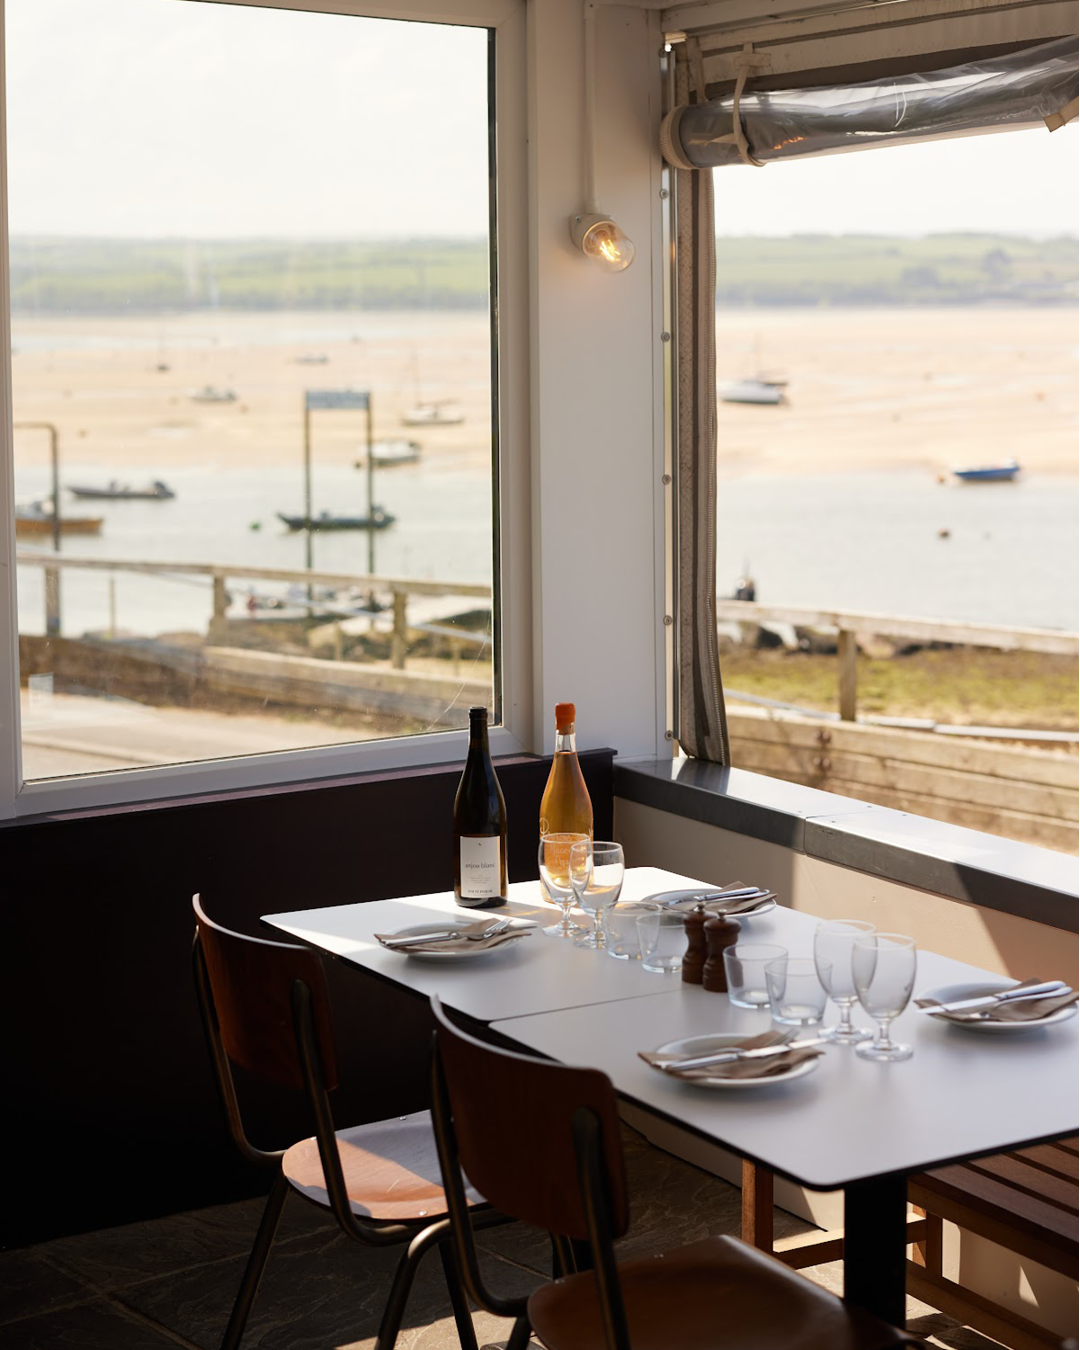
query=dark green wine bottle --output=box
[452,707,508,908]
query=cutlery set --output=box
[918,980,1074,1016]
[380,918,523,949]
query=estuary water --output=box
[15,461,1078,639]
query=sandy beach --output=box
[10,305,1077,479]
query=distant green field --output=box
[713,233,1078,306]
[8,232,1076,312]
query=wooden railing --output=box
[16,551,491,671]
[716,600,1079,723]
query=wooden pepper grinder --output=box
[702,912,741,992]
[681,901,709,984]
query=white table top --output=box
[265,866,1078,1192]
[491,947,1079,1192]
[264,867,720,1023]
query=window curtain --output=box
[672,42,731,764]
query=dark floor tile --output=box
[0,1248,94,1325]
[0,1297,181,1350]
[122,1219,538,1350]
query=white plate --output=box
[645,888,777,920]
[384,921,531,962]
[920,981,1078,1034]
[648,1034,821,1090]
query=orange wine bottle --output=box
[539,702,593,839]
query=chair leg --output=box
[506,1314,533,1350]
[221,1171,290,1350]
[374,1223,447,1350]
[438,1237,479,1350]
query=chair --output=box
[429,995,923,1350]
[192,895,496,1350]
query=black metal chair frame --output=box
[429,997,635,1350]
[193,918,497,1350]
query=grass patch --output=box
[720,647,1078,733]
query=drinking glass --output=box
[538,833,590,938]
[852,932,917,1062]
[723,942,787,1009]
[814,919,875,1044]
[604,901,659,960]
[766,956,829,1027]
[636,910,686,973]
[571,840,624,949]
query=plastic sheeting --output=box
[664,37,1078,169]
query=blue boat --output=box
[952,459,1020,483]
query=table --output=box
[265,868,1079,1328]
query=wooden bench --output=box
[742,1140,1078,1350]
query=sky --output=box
[4,0,1078,240]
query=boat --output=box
[402,401,464,427]
[356,440,422,468]
[191,385,238,403]
[15,498,103,537]
[276,506,396,532]
[68,479,176,501]
[718,377,786,406]
[295,353,329,365]
[952,459,1020,483]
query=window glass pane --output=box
[712,128,1079,854]
[7,0,496,781]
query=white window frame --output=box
[0,0,531,818]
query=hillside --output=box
[8,232,1077,313]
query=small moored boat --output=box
[16,498,103,537]
[402,401,464,427]
[277,506,396,532]
[356,440,422,468]
[191,385,238,403]
[951,459,1020,483]
[68,479,176,501]
[718,377,786,406]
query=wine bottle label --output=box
[459,835,502,899]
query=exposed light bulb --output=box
[569,212,636,272]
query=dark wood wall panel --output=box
[2,750,614,1247]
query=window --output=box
[1,0,529,813]
[710,125,1079,854]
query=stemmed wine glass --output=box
[852,932,917,1062]
[538,833,589,938]
[814,919,875,1044]
[570,840,624,950]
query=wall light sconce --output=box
[570,212,636,271]
[569,1,635,272]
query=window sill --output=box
[614,756,1078,932]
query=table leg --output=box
[843,1174,909,1329]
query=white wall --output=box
[527,0,667,759]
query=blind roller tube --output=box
[665,37,1078,169]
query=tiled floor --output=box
[1,1126,1003,1350]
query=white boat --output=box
[356,440,423,468]
[191,385,238,403]
[718,377,786,406]
[402,401,464,427]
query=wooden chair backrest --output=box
[433,1000,629,1241]
[193,894,339,1092]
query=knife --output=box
[651,1036,828,1071]
[919,980,1069,1014]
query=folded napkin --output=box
[917,982,1078,1024]
[639,1028,822,1081]
[375,921,530,954]
[639,1046,823,1081]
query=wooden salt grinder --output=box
[681,901,709,984]
[702,913,741,992]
